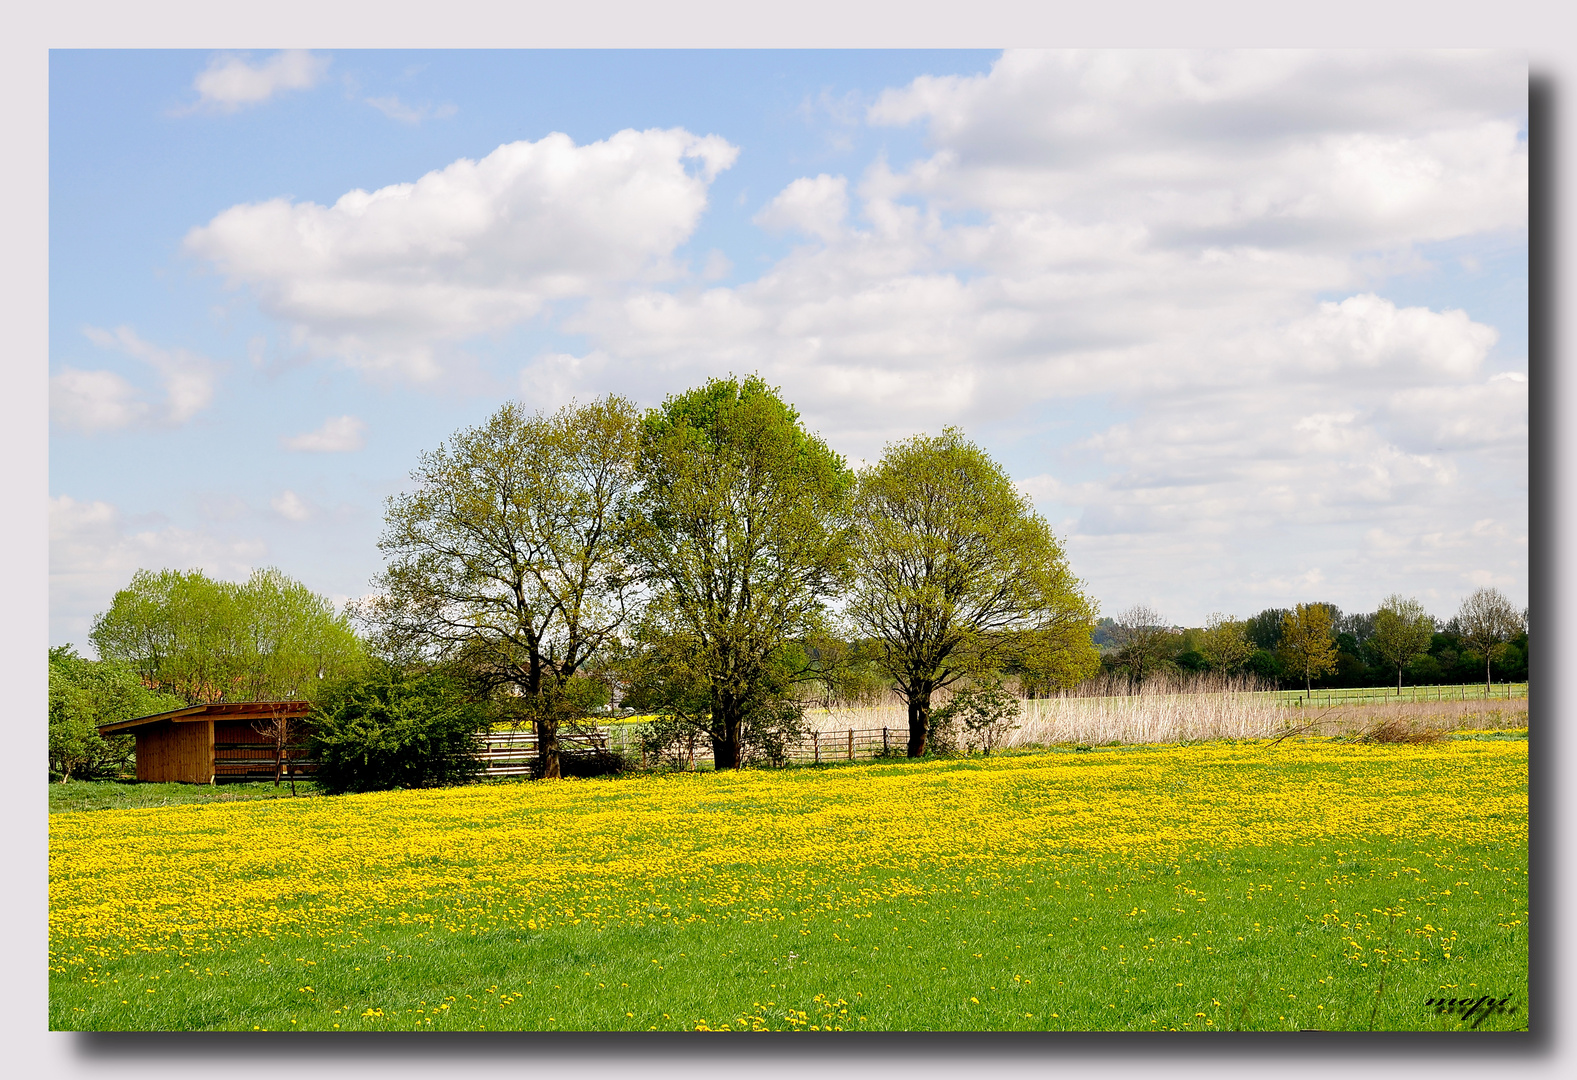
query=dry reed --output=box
[796,675,1528,747]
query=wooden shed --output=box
[98,701,314,784]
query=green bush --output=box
[308,664,489,794]
[929,681,1021,756]
[48,646,184,781]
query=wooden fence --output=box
[477,727,629,777]
[1275,682,1528,708]
[477,724,905,772]
[782,727,902,765]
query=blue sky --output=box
[48,49,1528,648]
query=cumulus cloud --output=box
[754,174,850,242]
[168,51,1525,619]
[185,128,739,380]
[50,495,266,648]
[51,327,218,434]
[282,415,366,452]
[187,50,330,113]
[867,50,1527,250]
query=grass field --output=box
[49,732,1527,1032]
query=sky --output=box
[47,48,1529,650]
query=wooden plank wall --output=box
[135,721,214,784]
[213,719,314,779]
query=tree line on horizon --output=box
[51,375,1528,785]
[1093,591,1528,696]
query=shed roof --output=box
[99,700,313,736]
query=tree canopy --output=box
[1106,604,1174,686]
[49,646,184,781]
[1456,587,1523,695]
[363,396,641,779]
[629,375,854,770]
[1371,594,1436,692]
[1278,603,1339,695]
[1199,613,1254,674]
[90,567,363,704]
[845,428,1098,756]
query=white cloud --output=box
[185,128,739,380]
[164,51,1525,622]
[754,174,850,242]
[50,327,218,434]
[49,368,147,433]
[188,50,330,113]
[50,495,266,649]
[282,415,367,453]
[867,50,1527,250]
[270,490,312,521]
[365,95,457,125]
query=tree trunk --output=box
[711,728,743,770]
[1486,655,1492,701]
[538,716,561,780]
[1397,664,1403,694]
[907,692,931,757]
[711,695,744,770]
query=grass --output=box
[49,778,322,814]
[1265,684,1528,708]
[50,734,1526,1032]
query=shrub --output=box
[930,682,1022,756]
[309,664,489,794]
[48,646,184,781]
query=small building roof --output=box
[99,700,313,736]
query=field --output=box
[49,730,1527,1032]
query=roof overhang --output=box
[99,700,313,736]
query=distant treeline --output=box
[1090,600,1528,690]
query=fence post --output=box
[883,727,889,754]
[848,728,854,760]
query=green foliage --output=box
[1278,603,1340,694]
[1244,609,1290,652]
[929,682,1021,756]
[1106,605,1177,684]
[630,375,853,770]
[1456,587,1524,692]
[48,646,184,781]
[1372,594,1437,691]
[1200,613,1255,673]
[364,396,642,779]
[90,567,363,704]
[846,428,1097,755]
[308,664,490,794]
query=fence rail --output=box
[476,728,627,777]
[1270,683,1528,708]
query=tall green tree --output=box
[1278,603,1339,695]
[364,396,642,779]
[630,375,853,770]
[1371,594,1436,692]
[846,428,1098,757]
[91,568,362,704]
[1456,586,1523,696]
[1199,613,1255,674]
[48,646,183,781]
